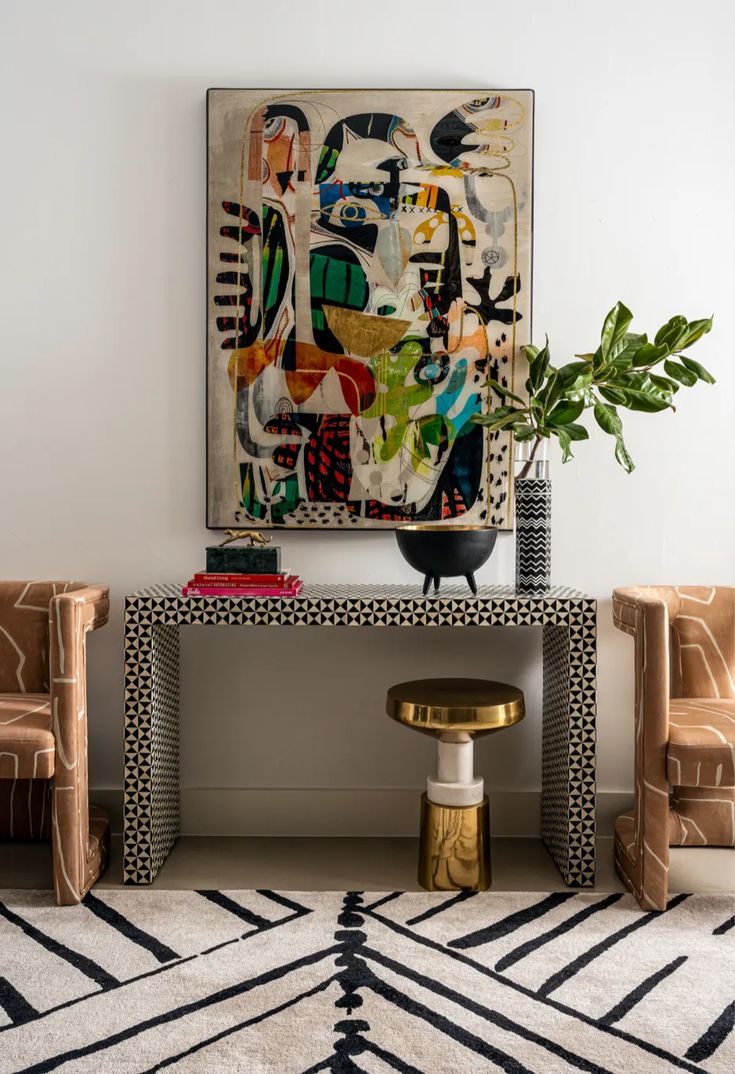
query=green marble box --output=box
[205,545,281,573]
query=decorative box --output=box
[205,545,281,574]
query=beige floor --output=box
[1,835,733,894]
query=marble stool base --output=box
[417,793,491,892]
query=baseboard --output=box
[93,788,633,839]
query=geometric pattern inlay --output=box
[124,584,597,887]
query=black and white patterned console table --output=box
[123,584,597,887]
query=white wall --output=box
[1,0,733,834]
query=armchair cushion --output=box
[667,699,735,787]
[0,693,54,779]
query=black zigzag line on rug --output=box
[330,890,540,1074]
[0,977,38,1026]
[0,893,312,1036]
[11,944,343,1074]
[300,1039,427,1074]
[257,889,313,913]
[362,944,613,1074]
[0,899,118,990]
[292,893,429,1074]
[359,904,707,1074]
[493,893,624,971]
[449,891,576,948]
[137,974,341,1074]
[307,892,436,1074]
[354,1039,428,1074]
[600,957,688,1027]
[197,890,270,928]
[361,892,402,912]
[83,892,179,963]
[712,913,734,935]
[537,893,689,996]
[405,890,477,926]
[685,1001,735,1063]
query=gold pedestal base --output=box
[417,793,491,892]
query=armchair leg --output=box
[52,794,110,906]
[614,792,670,912]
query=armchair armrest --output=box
[612,586,676,744]
[612,586,676,908]
[48,584,109,902]
[613,586,680,638]
[51,585,110,637]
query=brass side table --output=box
[387,677,525,891]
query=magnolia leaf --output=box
[679,355,716,384]
[649,373,680,394]
[564,422,589,441]
[600,301,633,360]
[608,330,646,366]
[599,385,627,405]
[528,338,550,391]
[594,402,623,435]
[654,315,689,351]
[618,386,672,413]
[521,344,540,362]
[565,378,594,403]
[663,358,698,387]
[615,332,647,359]
[632,341,669,367]
[558,360,593,386]
[488,378,526,404]
[679,316,713,348]
[555,427,574,463]
[548,399,584,425]
[614,435,635,473]
[472,410,524,431]
[512,423,536,442]
[488,405,521,418]
[537,369,562,408]
[638,373,675,406]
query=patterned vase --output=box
[514,440,551,593]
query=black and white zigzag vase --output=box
[515,477,552,593]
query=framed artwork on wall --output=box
[207,89,534,529]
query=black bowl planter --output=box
[395,524,498,595]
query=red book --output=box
[191,572,292,585]
[181,580,303,598]
[186,576,299,590]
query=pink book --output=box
[181,580,303,598]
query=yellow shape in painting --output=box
[227,341,272,390]
[323,305,411,358]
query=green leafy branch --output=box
[472,303,714,476]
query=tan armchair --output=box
[0,581,110,904]
[613,586,735,910]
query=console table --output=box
[123,584,597,887]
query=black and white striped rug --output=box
[0,889,733,1073]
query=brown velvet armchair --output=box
[0,581,110,904]
[613,586,735,910]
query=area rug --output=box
[0,890,733,1073]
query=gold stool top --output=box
[386,677,525,738]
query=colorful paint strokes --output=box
[207,90,534,529]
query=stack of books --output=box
[181,570,303,598]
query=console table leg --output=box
[541,610,597,886]
[123,610,180,884]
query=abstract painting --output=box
[207,90,533,528]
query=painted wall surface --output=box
[1,0,733,833]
